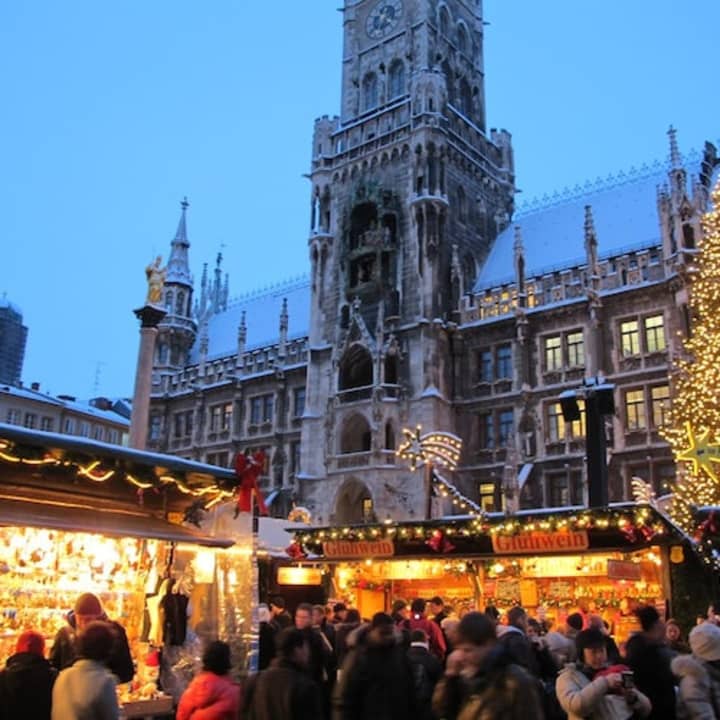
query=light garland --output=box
[396,425,462,470]
[433,469,484,517]
[663,177,720,552]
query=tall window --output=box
[625,389,646,430]
[478,350,493,382]
[496,344,512,379]
[546,403,565,442]
[24,413,37,429]
[176,291,185,316]
[645,315,666,353]
[6,409,20,425]
[457,185,467,222]
[567,331,585,367]
[548,473,570,507]
[174,413,184,438]
[439,6,450,35]
[651,385,670,427]
[388,60,405,99]
[457,24,468,54]
[544,336,562,371]
[221,402,233,431]
[149,415,161,441]
[293,387,306,418]
[362,73,378,110]
[479,482,495,512]
[620,320,640,356]
[63,417,75,434]
[498,409,514,446]
[479,413,495,449]
[93,426,103,441]
[209,405,222,432]
[40,416,53,432]
[291,441,302,476]
[263,395,274,423]
[250,397,263,425]
[569,399,586,438]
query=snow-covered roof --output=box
[475,159,677,290]
[190,275,311,362]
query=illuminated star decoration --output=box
[396,425,462,471]
[677,421,720,482]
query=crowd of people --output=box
[5,590,720,719]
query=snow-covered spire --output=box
[237,310,247,361]
[668,126,681,169]
[166,197,193,286]
[212,253,223,313]
[584,205,597,255]
[278,299,289,358]
[513,226,526,300]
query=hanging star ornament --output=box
[677,421,720,482]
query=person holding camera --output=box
[556,628,651,720]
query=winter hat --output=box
[690,622,720,661]
[16,630,45,657]
[74,592,103,616]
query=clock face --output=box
[366,0,403,40]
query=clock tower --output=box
[300,0,515,524]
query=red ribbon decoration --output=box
[285,541,307,559]
[234,450,268,516]
[426,529,455,553]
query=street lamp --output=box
[560,377,615,508]
[396,425,463,519]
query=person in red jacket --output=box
[177,641,240,720]
[407,599,447,661]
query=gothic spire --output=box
[278,299,289,358]
[668,126,681,169]
[237,310,247,362]
[166,197,193,286]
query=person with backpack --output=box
[407,629,443,720]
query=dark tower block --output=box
[300,0,515,523]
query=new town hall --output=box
[145,0,718,525]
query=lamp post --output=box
[396,426,463,519]
[560,377,615,508]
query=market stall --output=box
[0,422,255,715]
[290,503,684,644]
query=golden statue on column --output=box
[145,256,167,305]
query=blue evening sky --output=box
[2,1,718,399]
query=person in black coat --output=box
[49,592,134,683]
[257,604,276,670]
[626,605,677,720]
[334,609,362,670]
[0,629,56,720]
[407,629,443,720]
[333,612,417,720]
[242,627,323,720]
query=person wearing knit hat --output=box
[0,628,57,720]
[673,622,720,719]
[49,592,134,683]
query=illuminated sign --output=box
[491,530,589,555]
[277,567,323,585]
[606,559,642,581]
[323,540,395,558]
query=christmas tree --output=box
[665,178,720,534]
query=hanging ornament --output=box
[233,450,268,517]
[426,529,455,553]
[695,510,719,542]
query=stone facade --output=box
[145,1,719,524]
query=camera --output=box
[621,671,635,689]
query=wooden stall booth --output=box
[291,503,684,644]
[0,423,255,716]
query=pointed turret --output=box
[236,310,247,365]
[513,226,526,303]
[278,299,289,358]
[166,197,192,286]
[584,205,599,272]
[668,126,681,169]
[213,253,223,313]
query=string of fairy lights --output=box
[293,505,667,553]
[0,438,234,509]
[661,179,720,569]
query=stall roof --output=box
[0,489,234,548]
[293,503,683,559]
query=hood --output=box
[4,652,54,690]
[672,653,709,679]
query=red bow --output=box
[234,451,268,516]
[285,541,307,559]
[696,511,718,542]
[426,529,455,553]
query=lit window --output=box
[651,385,670,428]
[496,344,512,379]
[569,398,586,439]
[645,315,666,353]
[567,331,585,367]
[479,413,495,449]
[544,336,562,371]
[620,320,640,356]
[478,350,493,382]
[546,403,565,442]
[293,387,306,418]
[625,389,646,430]
[479,482,495,512]
[498,409,514,446]
[362,497,374,521]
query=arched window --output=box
[439,6,450,36]
[457,185,467,222]
[176,290,185,316]
[165,290,174,311]
[457,24,468,54]
[339,345,374,391]
[340,413,372,453]
[157,342,168,364]
[334,478,374,524]
[384,421,396,450]
[459,78,472,116]
[388,60,405,99]
[362,73,378,111]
